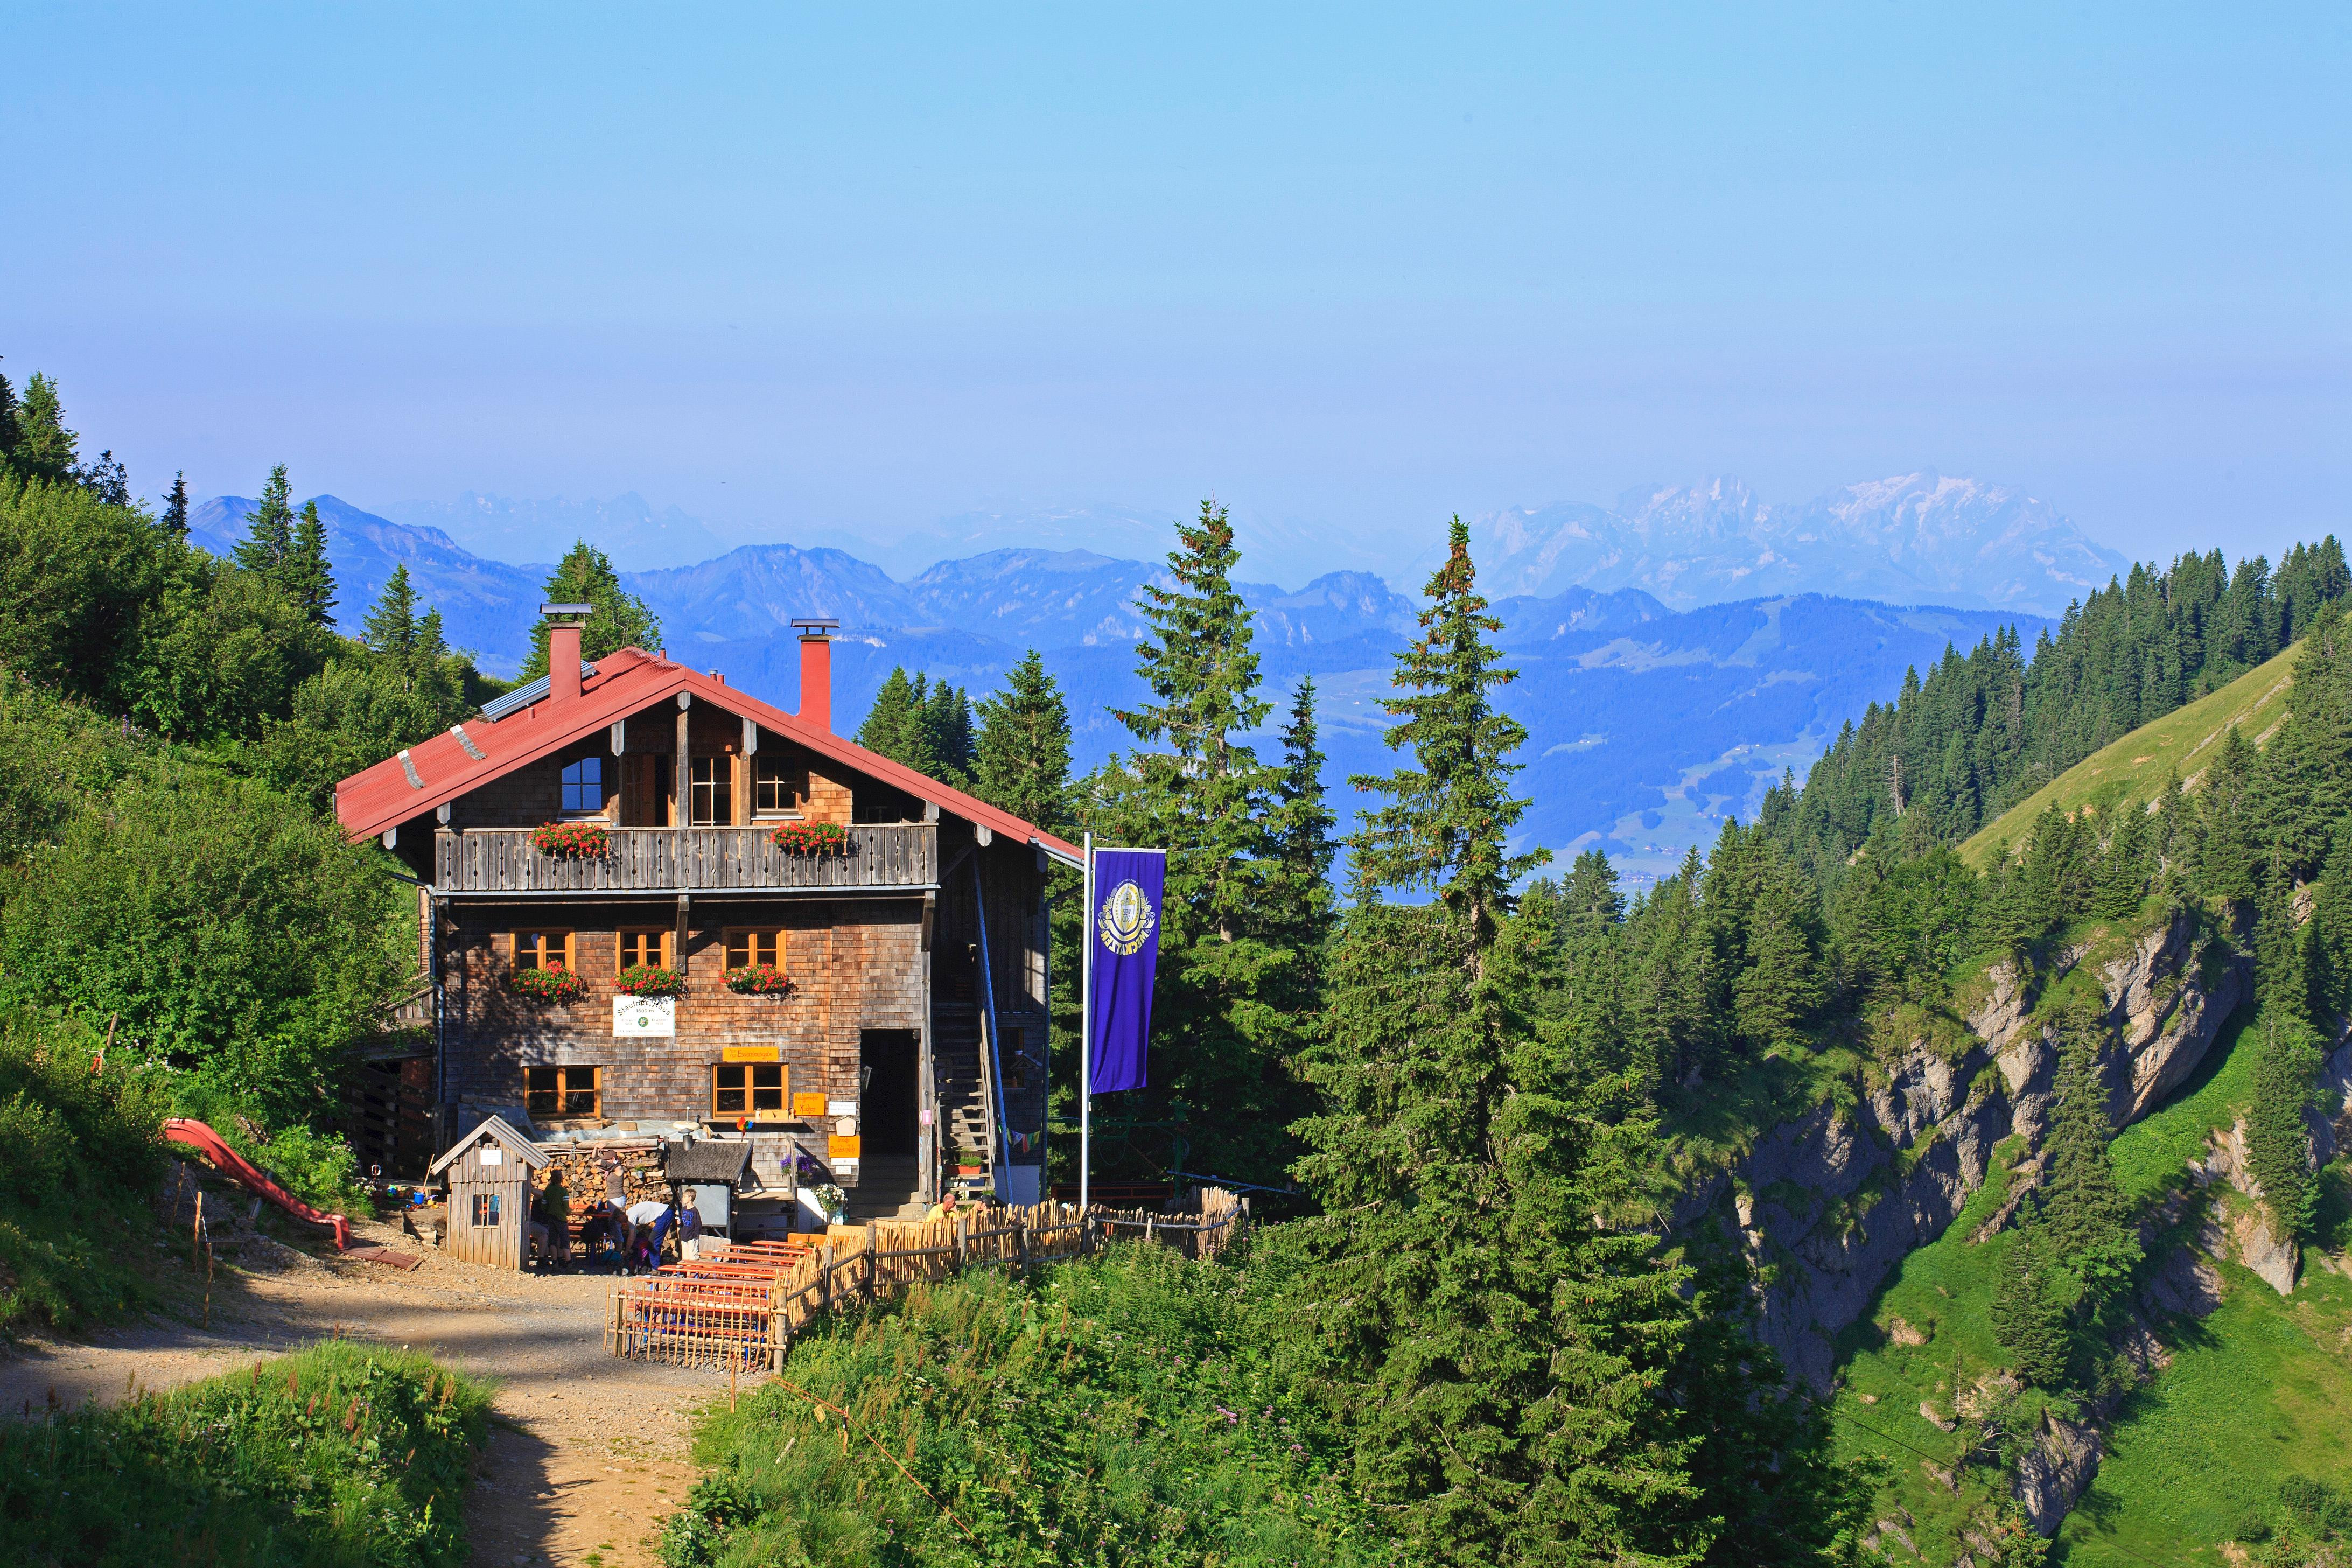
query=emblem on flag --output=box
[1097,879,1157,956]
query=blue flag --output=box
[1087,848,1165,1095]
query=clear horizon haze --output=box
[6,3,2346,584]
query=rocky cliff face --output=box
[1684,908,2248,1396]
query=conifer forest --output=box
[10,365,2352,1568]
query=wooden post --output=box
[955,1213,967,1269]
[193,1189,204,1267]
[1016,1220,1030,1273]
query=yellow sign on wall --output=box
[792,1091,827,1117]
[721,1045,781,1063]
[828,1135,862,1159]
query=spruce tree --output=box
[1562,847,1625,933]
[161,472,189,536]
[1299,519,1717,1562]
[908,677,974,786]
[282,500,337,626]
[9,373,78,485]
[973,650,1072,830]
[518,540,661,678]
[2245,1014,2321,1243]
[2039,1011,2142,1299]
[363,565,420,664]
[234,465,296,580]
[857,667,918,761]
[0,366,19,462]
[1098,499,1296,1180]
[1990,1206,2072,1387]
[1265,675,1337,955]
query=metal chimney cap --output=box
[541,602,593,620]
[790,617,840,635]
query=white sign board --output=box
[614,995,676,1037]
[479,1144,503,1166]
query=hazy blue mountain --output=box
[185,490,2050,874]
[191,494,545,670]
[378,492,732,573]
[904,549,1166,647]
[1465,472,2126,616]
[624,544,915,650]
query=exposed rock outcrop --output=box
[1685,907,2246,1390]
[2013,1410,2102,1537]
[2197,1119,2305,1294]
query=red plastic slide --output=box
[163,1117,351,1251]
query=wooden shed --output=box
[428,1115,549,1269]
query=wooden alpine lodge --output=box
[334,607,1079,1235]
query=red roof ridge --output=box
[333,648,1080,867]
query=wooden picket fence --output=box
[605,1192,1247,1373]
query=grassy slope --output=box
[1959,641,2303,870]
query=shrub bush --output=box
[0,1341,489,1567]
[0,1009,170,1332]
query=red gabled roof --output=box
[333,646,1082,867]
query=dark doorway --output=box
[861,1029,919,1156]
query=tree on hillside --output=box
[518,540,661,678]
[9,373,79,486]
[1297,518,1709,1561]
[2244,1014,2322,1243]
[856,667,974,785]
[1265,675,1338,954]
[1990,1203,2071,1387]
[858,667,918,758]
[282,500,337,626]
[2039,1012,2141,1300]
[0,367,19,461]
[160,472,188,536]
[363,565,421,663]
[233,465,296,580]
[973,650,1072,831]
[1091,499,1301,1181]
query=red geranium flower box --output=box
[509,967,586,1003]
[768,821,848,855]
[725,963,794,996]
[531,822,611,859]
[614,964,687,998]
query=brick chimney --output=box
[543,603,592,703]
[793,618,839,732]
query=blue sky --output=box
[5,3,2346,578]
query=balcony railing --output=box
[433,824,938,895]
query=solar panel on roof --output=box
[478,663,596,722]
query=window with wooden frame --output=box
[525,1065,600,1119]
[560,756,605,817]
[753,756,807,817]
[615,928,673,971]
[471,1192,501,1228]
[723,928,783,970]
[711,1061,788,1116]
[512,930,575,971]
[688,755,733,825]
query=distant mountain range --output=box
[190,488,2051,880]
[1462,472,2127,613]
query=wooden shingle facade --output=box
[338,619,1077,1220]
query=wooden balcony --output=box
[433,824,937,896]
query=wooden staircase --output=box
[933,999,997,1180]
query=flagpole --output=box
[1079,830,1093,1219]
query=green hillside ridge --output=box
[1960,640,2302,870]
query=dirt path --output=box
[0,1205,726,1567]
